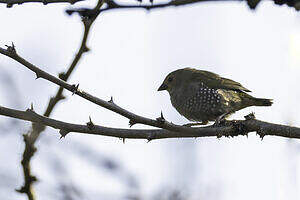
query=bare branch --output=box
[99,0,300,12]
[0,105,300,139]
[10,1,106,199]
[1,0,84,8]
[102,0,229,12]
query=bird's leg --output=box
[183,120,208,127]
[213,113,229,126]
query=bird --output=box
[157,68,272,125]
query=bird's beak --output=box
[158,83,168,91]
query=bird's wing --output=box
[189,68,251,92]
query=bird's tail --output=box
[251,98,273,106]
[239,92,273,108]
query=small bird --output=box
[158,68,272,125]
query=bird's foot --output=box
[183,121,208,127]
[213,113,228,127]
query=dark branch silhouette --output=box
[65,0,300,18]
[0,0,84,8]
[1,0,299,11]
[98,0,300,12]
[11,1,105,199]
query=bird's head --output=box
[158,68,192,94]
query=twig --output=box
[1,0,84,8]
[0,105,300,139]
[101,0,227,12]
[11,1,105,199]
[99,0,300,12]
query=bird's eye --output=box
[167,77,173,82]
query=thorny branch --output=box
[98,0,300,12]
[1,99,300,140]
[10,1,105,200]
[65,0,300,19]
[1,0,299,11]
[1,44,300,141]
[1,0,84,8]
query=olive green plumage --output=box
[158,68,272,125]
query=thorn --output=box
[83,45,90,52]
[5,42,16,53]
[147,137,154,143]
[246,0,261,9]
[58,94,66,101]
[147,138,152,143]
[58,72,66,81]
[27,103,34,111]
[42,0,48,4]
[71,83,79,95]
[216,132,222,139]
[86,116,95,130]
[156,111,165,125]
[160,111,164,120]
[16,186,26,194]
[6,3,13,8]
[108,96,114,103]
[65,9,74,15]
[30,175,37,182]
[69,0,76,4]
[257,128,265,140]
[244,112,256,120]
[129,119,137,127]
[260,135,264,141]
[147,133,155,142]
[119,137,126,143]
[35,72,41,79]
[59,129,69,138]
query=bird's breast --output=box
[169,84,229,121]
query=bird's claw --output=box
[213,114,227,127]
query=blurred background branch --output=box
[10,1,105,199]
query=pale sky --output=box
[0,1,300,199]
